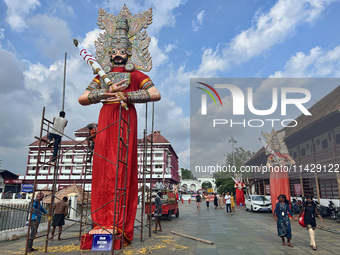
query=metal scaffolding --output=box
[24,107,82,254]
[133,102,155,241]
[24,102,156,254]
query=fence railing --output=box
[0,203,48,232]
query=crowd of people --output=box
[193,192,324,251]
[195,192,236,214]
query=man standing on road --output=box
[225,192,232,215]
[48,111,68,162]
[51,197,69,241]
[196,193,202,212]
[27,193,48,252]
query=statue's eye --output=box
[111,50,117,55]
[120,50,126,55]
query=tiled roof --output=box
[281,85,340,138]
[42,184,90,204]
[138,131,170,144]
[28,135,87,147]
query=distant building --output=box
[137,131,180,187]
[20,127,179,190]
[0,169,20,193]
[19,126,91,191]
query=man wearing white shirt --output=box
[48,111,68,162]
[155,179,164,191]
[224,192,232,215]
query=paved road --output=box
[1,202,340,254]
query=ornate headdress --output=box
[235,172,242,182]
[261,129,289,155]
[95,5,153,72]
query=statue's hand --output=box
[102,92,127,102]
[107,80,128,93]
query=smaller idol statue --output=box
[261,129,296,211]
[233,173,246,206]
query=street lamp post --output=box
[229,136,237,167]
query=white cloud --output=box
[4,0,40,32]
[192,10,205,32]
[270,45,340,78]
[26,14,73,60]
[0,29,4,40]
[160,0,336,96]
[148,36,169,69]
[165,42,178,53]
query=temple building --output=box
[245,86,340,206]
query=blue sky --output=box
[1,0,340,176]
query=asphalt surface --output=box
[1,202,340,254]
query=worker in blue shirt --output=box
[27,193,48,252]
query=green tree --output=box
[214,147,255,179]
[181,168,194,179]
[216,178,235,194]
[202,182,212,190]
[214,147,254,193]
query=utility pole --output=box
[62,52,67,111]
[229,136,237,167]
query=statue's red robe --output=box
[268,152,291,212]
[235,182,245,205]
[88,66,151,248]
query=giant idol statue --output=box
[233,173,246,206]
[77,6,161,248]
[261,129,295,211]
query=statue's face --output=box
[273,142,280,151]
[110,48,128,65]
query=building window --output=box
[293,152,297,159]
[300,148,306,157]
[155,165,162,169]
[321,139,328,149]
[155,153,162,157]
[33,156,38,159]
[65,155,72,159]
[65,166,71,170]
[336,133,340,144]
[316,139,320,145]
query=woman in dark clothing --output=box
[298,196,323,250]
[274,194,297,247]
[213,194,218,209]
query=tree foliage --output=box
[181,168,194,179]
[202,182,212,190]
[214,147,255,179]
[214,147,254,193]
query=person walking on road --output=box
[231,192,235,212]
[27,193,48,252]
[225,192,232,215]
[205,194,210,209]
[153,192,162,233]
[218,193,224,209]
[297,196,323,250]
[51,197,69,241]
[196,193,202,212]
[274,194,297,247]
[214,194,218,209]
